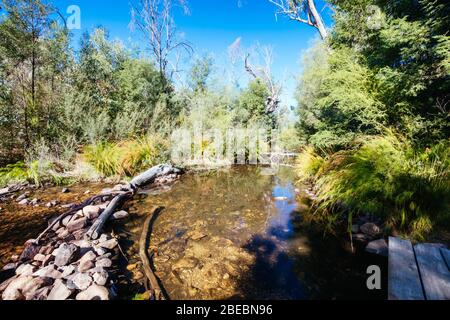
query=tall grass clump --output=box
[297,132,450,239]
[84,135,170,178]
[295,146,325,183]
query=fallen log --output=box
[139,207,166,300]
[35,191,127,244]
[130,164,180,189]
[85,192,132,240]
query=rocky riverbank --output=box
[0,165,181,300]
[0,184,130,300]
[303,185,388,257]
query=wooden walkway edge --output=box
[389,237,450,300]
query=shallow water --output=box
[122,166,387,300]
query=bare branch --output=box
[268,0,328,39]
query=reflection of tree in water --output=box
[233,234,308,300]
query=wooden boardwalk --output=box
[389,237,450,300]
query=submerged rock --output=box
[111,210,129,220]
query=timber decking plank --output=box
[388,237,425,300]
[440,248,450,271]
[415,244,450,300]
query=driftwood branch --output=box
[139,207,166,300]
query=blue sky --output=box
[54,0,334,108]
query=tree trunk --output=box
[308,0,328,40]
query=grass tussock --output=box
[84,135,170,177]
[297,132,450,240]
[0,161,73,188]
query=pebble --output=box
[366,239,388,257]
[360,223,381,238]
[61,188,70,193]
[93,270,108,286]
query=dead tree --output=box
[244,47,282,114]
[269,0,328,40]
[130,0,193,87]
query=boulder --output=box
[71,273,93,291]
[33,265,63,279]
[47,279,74,300]
[67,217,87,233]
[53,243,79,267]
[360,223,381,238]
[78,251,97,272]
[82,206,101,220]
[366,239,388,257]
[76,284,110,300]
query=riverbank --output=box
[0,166,181,300]
[1,165,389,300]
